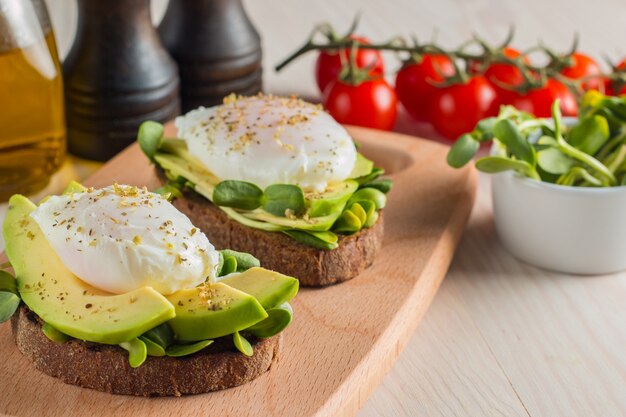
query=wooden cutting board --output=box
[0,125,476,417]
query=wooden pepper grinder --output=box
[63,0,180,161]
[159,0,263,112]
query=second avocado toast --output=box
[138,93,392,286]
[0,182,298,396]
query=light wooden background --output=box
[4,0,626,416]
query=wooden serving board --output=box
[0,125,476,417]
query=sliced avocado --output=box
[166,282,268,342]
[3,195,176,345]
[155,152,220,196]
[306,180,358,217]
[160,138,190,158]
[349,153,374,179]
[62,181,88,195]
[243,209,340,231]
[219,267,298,309]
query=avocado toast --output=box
[0,182,298,396]
[138,94,392,286]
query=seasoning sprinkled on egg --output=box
[175,94,357,192]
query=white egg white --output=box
[175,94,358,192]
[31,184,220,295]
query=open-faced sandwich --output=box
[138,94,392,286]
[0,182,298,396]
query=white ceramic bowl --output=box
[492,171,626,275]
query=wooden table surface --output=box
[3,0,625,415]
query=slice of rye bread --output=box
[158,170,385,286]
[11,306,281,396]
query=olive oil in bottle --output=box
[0,0,66,201]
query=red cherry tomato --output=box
[604,59,626,95]
[324,78,397,131]
[470,47,530,105]
[315,36,384,94]
[428,76,499,140]
[470,47,527,86]
[603,78,614,96]
[559,52,603,91]
[613,84,626,96]
[395,54,455,122]
[509,79,578,117]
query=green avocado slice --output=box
[155,152,220,197]
[3,195,176,345]
[241,209,340,231]
[166,282,268,342]
[349,152,374,179]
[219,267,298,309]
[306,180,358,218]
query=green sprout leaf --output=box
[567,115,610,155]
[141,323,174,349]
[233,331,253,357]
[474,117,499,141]
[220,256,238,276]
[551,101,616,185]
[153,183,182,202]
[166,339,213,357]
[42,322,70,343]
[362,178,393,193]
[0,291,19,323]
[475,156,540,180]
[138,121,165,162]
[213,180,263,210]
[247,303,293,339]
[219,249,260,272]
[333,210,362,233]
[348,187,387,209]
[349,202,367,225]
[0,270,17,294]
[119,338,148,368]
[139,336,166,357]
[493,119,537,166]
[262,184,305,217]
[447,134,480,168]
[537,148,575,175]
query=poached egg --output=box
[175,94,357,192]
[31,184,220,295]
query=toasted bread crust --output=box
[170,186,384,287]
[11,306,281,396]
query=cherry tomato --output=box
[509,79,578,117]
[470,47,530,105]
[559,52,603,91]
[428,76,499,140]
[324,78,397,131]
[470,47,527,86]
[602,78,615,95]
[604,59,626,95]
[395,54,455,122]
[315,36,384,94]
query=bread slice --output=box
[169,186,384,287]
[11,306,281,396]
